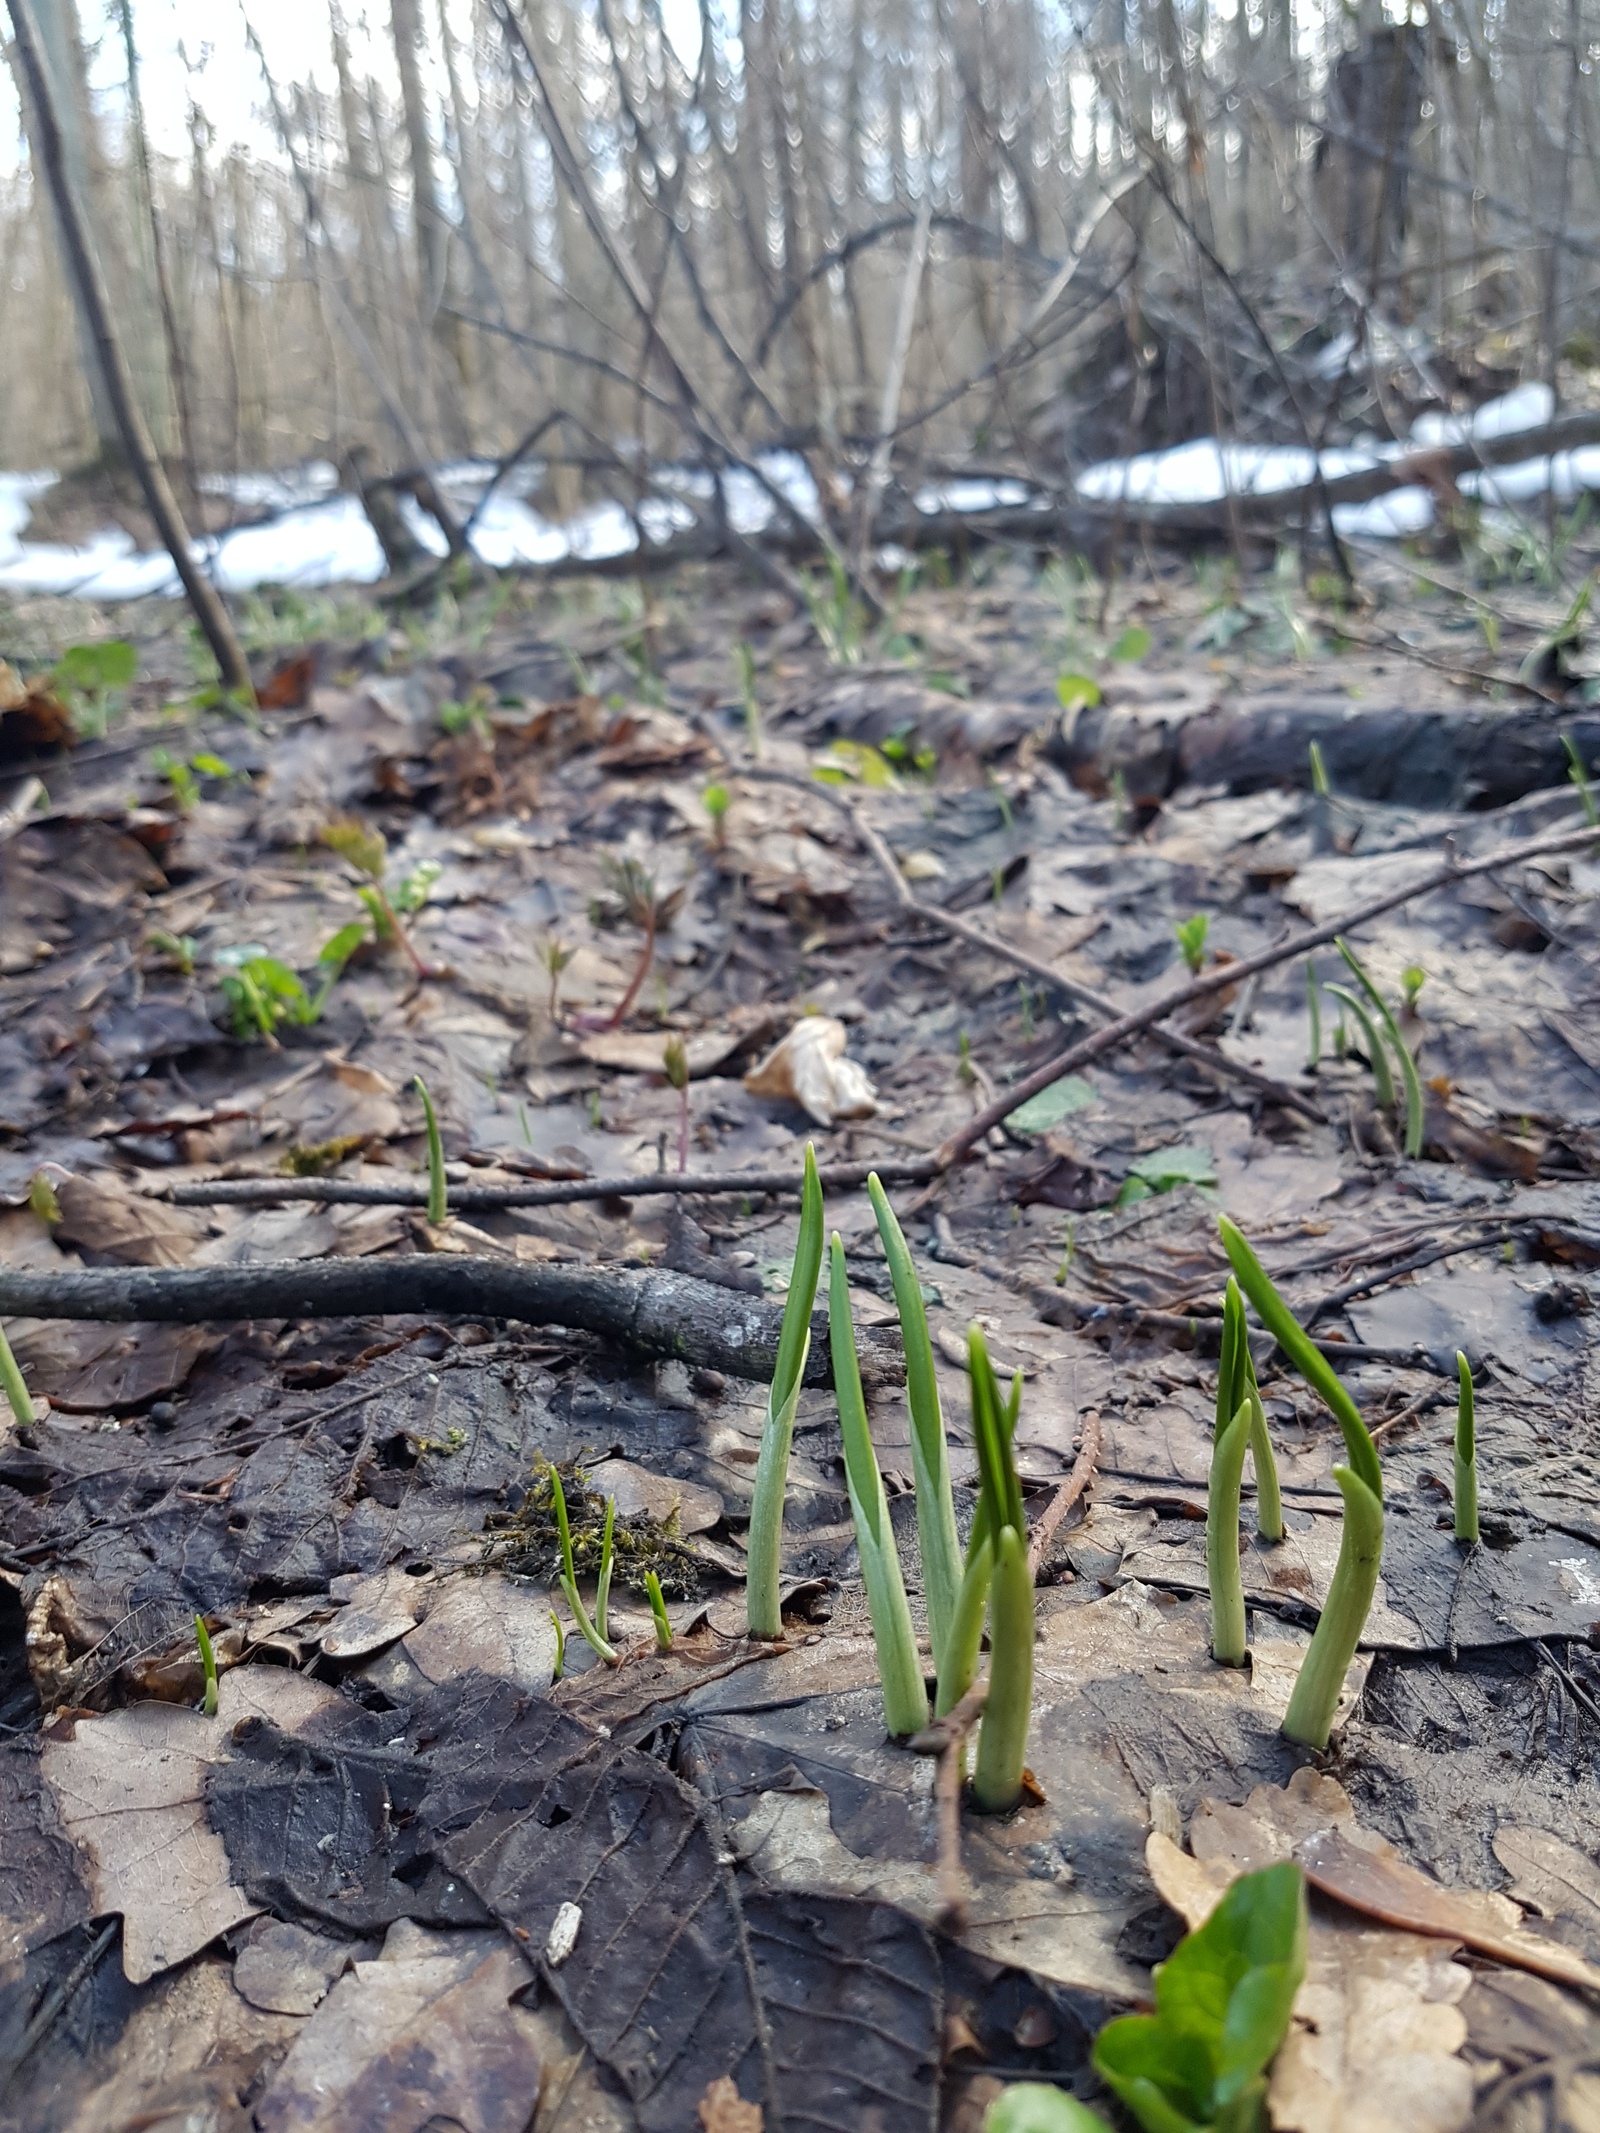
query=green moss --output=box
[482,1456,702,1600]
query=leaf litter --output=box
[0,557,1599,2129]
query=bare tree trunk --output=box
[4,0,251,693]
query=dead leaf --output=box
[744,1016,878,1124]
[321,1565,425,1659]
[585,1457,724,1534]
[234,1918,366,2015]
[1493,1826,1600,1951]
[5,1318,214,1412]
[51,1173,208,1267]
[698,2074,764,2132]
[40,1669,344,1982]
[400,1571,559,1691]
[575,1026,749,1077]
[255,1926,541,2133]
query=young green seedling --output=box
[194,1614,219,1718]
[1218,1280,1284,1546]
[1175,912,1210,975]
[549,1465,618,1664]
[413,1075,448,1225]
[828,1234,929,1737]
[645,1570,673,1651]
[1209,1283,1252,1665]
[541,936,575,1021]
[1305,958,1322,1068]
[1454,1351,1478,1544]
[1402,964,1427,1011]
[746,1145,826,1638]
[1323,983,1395,1112]
[982,2085,1111,2132]
[1335,937,1425,1158]
[1219,1218,1383,1750]
[594,1494,616,1644]
[967,1331,1035,1815]
[663,1035,690,1174]
[0,1321,33,1426]
[702,783,730,847]
[1094,1860,1308,2133]
[1564,731,1599,827]
[868,1174,962,1666]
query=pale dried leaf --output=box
[698,2074,764,2132]
[234,1919,366,2015]
[51,1174,208,1268]
[401,1571,559,1691]
[743,1016,878,1124]
[1493,1825,1600,1951]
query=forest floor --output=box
[1,541,1598,2133]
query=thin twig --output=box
[909,1678,990,1934]
[1028,1409,1102,1579]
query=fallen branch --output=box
[934,815,1600,1166]
[0,1260,902,1390]
[841,793,1326,1124]
[148,1157,937,1211]
[1027,1409,1103,1578]
[909,1677,989,1934]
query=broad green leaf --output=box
[1109,624,1151,662]
[1005,1075,1097,1136]
[318,921,370,968]
[983,2084,1113,2133]
[1055,673,1101,712]
[54,639,138,692]
[189,752,234,778]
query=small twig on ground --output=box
[909,1678,990,1933]
[1027,1409,1103,1579]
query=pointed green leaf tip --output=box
[983,2086,1112,2133]
[746,1144,825,1638]
[1454,1350,1478,1544]
[868,1172,961,1666]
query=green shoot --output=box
[29,1171,61,1226]
[746,1145,826,1638]
[702,783,731,846]
[645,1570,673,1651]
[147,928,199,976]
[1454,1351,1478,1544]
[1094,1861,1307,2133]
[967,1329,1034,1814]
[595,1494,616,1643]
[215,949,321,1045]
[1334,938,1425,1159]
[1308,739,1330,796]
[414,1075,448,1225]
[0,1322,35,1425]
[1175,913,1210,975]
[1563,732,1599,827]
[868,1174,962,1667]
[1402,964,1427,1010]
[541,936,575,1021]
[1305,958,1322,1067]
[1323,983,1396,1111]
[550,1607,566,1682]
[549,1464,617,1663]
[1249,1381,1284,1545]
[195,1614,219,1717]
[663,1035,690,1174]
[321,821,438,980]
[1208,1282,1251,1665]
[958,1031,975,1086]
[1220,1218,1383,1749]
[828,1235,929,1737]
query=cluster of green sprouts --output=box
[1306,938,1424,1157]
[1210,1218,1386,1750]
[747,1149,1037,1811]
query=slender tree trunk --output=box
[5,0,252,694]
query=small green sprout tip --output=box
[549,1465,618,1664]
[1402,964,1426,1010]
[414,1075,448,1224]
[195,1614,219,1717]
[594,1494,616,1643]
[966,1329,1035,1813]
[1334,938,1425,1158]
[868,1174,962,1668]
[1454,1351,1478,1545]
[746,1144,825,1638]
[1209,1280,1252,1663]
[702,782,730,826]
[1305,958,1322,1068]
[1219,1218,1383,1750]
[1309,739,1331,797]
[550,1607,566,1681]
[1563,731,1599,827]
[645,1570,673,1650]
[1324,983,1395,1111]
[828,1234,928,1737]
[1175,912,1210,975]
[0,1322,33,1426]
[983,2087,1110,2133]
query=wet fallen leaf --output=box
[51,1173,208,1267]
[1493,1825,1600,1952]
[255,1924,541,2133]
[234,1917,367,2015]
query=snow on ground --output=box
[0,389,1590,601]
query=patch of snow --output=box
[1331,486,1435,539]
[1410,381,1554,449]
[913,478,1032,513]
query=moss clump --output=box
[482,1456,702,1600]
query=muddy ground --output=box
[1,546,1598,2133]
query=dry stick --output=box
[149,1157,936,1212]
[909,1678,990,1934]
[1027,1409,1103,1580]
[933,818,1600,1168]
[843,797,1327,1124]
[6,0,252,696]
